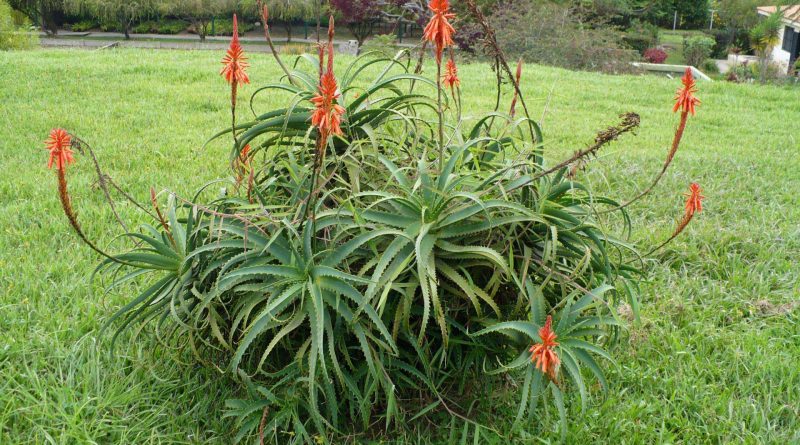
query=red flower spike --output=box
[423,0,456,63]
[673,68,700,116]
[443,56,460,90]
[45,128,75,171]
[220,14,250,86]
[683,182,705,217]
[529,315,560,382]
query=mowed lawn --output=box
[1,48,799,444]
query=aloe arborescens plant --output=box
[43,1,707,442]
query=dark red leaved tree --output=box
[329,0,384,47]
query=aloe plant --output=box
[39,4,711,441]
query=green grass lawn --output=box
[1,48,799,444]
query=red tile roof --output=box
[757,5,800,24]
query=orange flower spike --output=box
[311,16,345,147]
[311,72,345,146]
[683,182,705,217]
[443,56,460,90]
[529,315,560,382]
[423,0,456,63]
[220,14,250,86]
[673,68,700,116]
[45,128,75,171]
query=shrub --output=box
[205,17,254,36]
[0,0,38,50]
[643,47,668,64]
[492,1,639,74]
[703,28,732,59]
[132,20,156,34]
[453,22,484,53]
[68,19,98,32]
[99,19,122,32]
[134,19,187,35]
[702,59,720,74]
[683,35,715,67]
[43,7,706,444]
[361,33,397,55]
[624,19,660,54]
[157,19,187,34]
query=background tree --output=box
[262,0,314,42]
[329,0,383,47]
[159,0,237,41]
[65,0,155,39]
[717,0,761,30]
[8,0,64,34]
[1,0,39,48]
[641,0,710,29]
[715,0,761,54]
[750,11,782,84]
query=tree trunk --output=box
[286,23,292,43]
[124,24,131,40]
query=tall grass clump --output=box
[40,1,707,442]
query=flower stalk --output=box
[615,68,700,210]
[220,14,250,147]
[423,0,455,171]
[45,129,123,263]
[644,182,705,256]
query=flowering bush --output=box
[643,47,668,64]
[43,1,705,442]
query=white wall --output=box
[771,26,792,71]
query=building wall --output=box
[771,26,792,71]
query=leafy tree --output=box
[717,0,761,30]
[750,11,782,83]
[262,0,314,42]
[642,0,710,29]
[8,0,64,34]
[65,0,155,39]
[159,0,237,41]
[329,0,383,47]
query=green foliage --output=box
[159,0,237,40]
[0,0,38,49]
[132,19,188,34]
[717,0,762,30]
[7,0,63,33]
[701,58,720,74]
[65,0,157,37]
[624,19,660,54]
[68,18,98,31]
[682,35,715,67]
[206,17,254,37]
[362,33,397,56]
[492,1,639,73]
[643,0,710,29]
[750,12,783,84]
